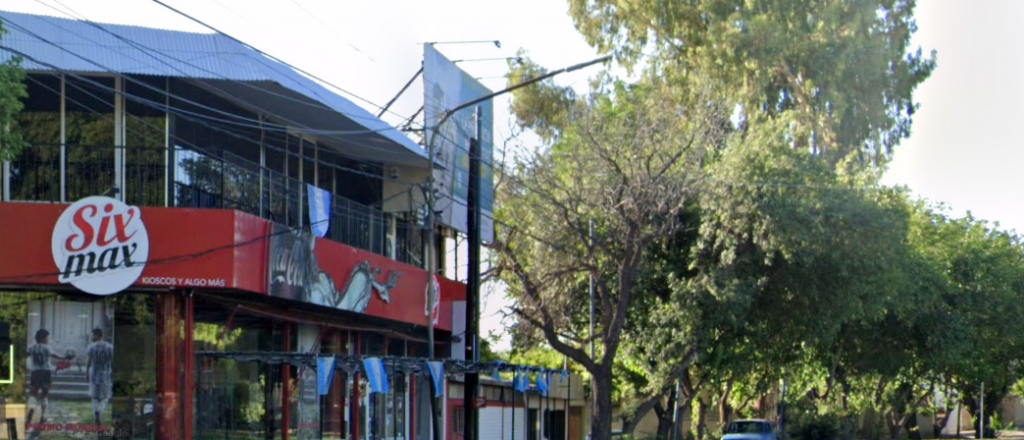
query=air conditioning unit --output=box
[388,166,400,180]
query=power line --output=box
[12,5,418,135]
[3,44,429,189]
[0,21,441,179]
[147,0,408,121]
[285,0,376,64]
[12,62,427,197]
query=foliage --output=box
[497,3,1024,440]
[0,18,28,161]
[567,0,936,170]
[790,413,840,440]
[495,77,725,440]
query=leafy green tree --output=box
[0,19,27,160]
[567,0,936,171]
[494,79,725,440]
[914,209,1024,438]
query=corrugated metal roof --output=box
[0,10,430,167]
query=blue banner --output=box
[363,357,389,394]
[307,183,332,237]
[514,370,530,393]
[492,361,505,382]
[318,356,337,396]
[536,369,549,396]
[428,361,445,397]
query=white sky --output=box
[2,0,1018,352]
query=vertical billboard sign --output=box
[423,44,495,243]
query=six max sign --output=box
[50,196,150,295]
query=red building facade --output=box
[0,10,466,440]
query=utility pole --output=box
[423,51,611,440]
[779,379,788,440]
[670,378,682,440]
[464,106,483,440]
[589,218,596,439]
[980,382,985,439]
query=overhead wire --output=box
[5,8,420,140]
[147,0,414,122]
[2,10,489,176]
[6,8,809,256]
[3,50,426,188]
[9,6,502,172]
[285,0,376,64]
[18,70,415,227]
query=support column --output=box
[283,323,292,440]
[59,74,66,203]
[184,293,195,440]
[114,76,125,201]
[156,291,184,440]
[164,78,174,207]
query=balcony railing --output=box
[3,144,426,268]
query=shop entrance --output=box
[195,352,319,440]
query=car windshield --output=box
[727,422,770,434]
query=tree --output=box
[493,79,725,440]
[915,209,1024,438]
[567,0,936,171]
[0,18,28,160]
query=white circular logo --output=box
[51,196,150,295]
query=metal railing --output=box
[2,143,427,268]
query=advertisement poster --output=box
[24,300,115,437]
[423,43,495,243]
[296,366,320,440]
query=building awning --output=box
[0,10,431,168]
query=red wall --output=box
[0,202,464,330]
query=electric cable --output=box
[147,0,408,121]
[285,0,376,64]
[17,71,423,235]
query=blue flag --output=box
[536,369,549,396]
[318,357,337,396]
[492,361,506,382]
[514,370,529,393]
[560,370,569,383]
[363,357,389,394]
[427,361,445,397]
[307,183,332,237]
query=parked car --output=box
[722,419,777,440]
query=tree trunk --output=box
[905,411,922,440]
[888,416,904,440]
[655,387,677,440]
[624,394,665,437]
[592,368,616,440]
[696,398,707,440]
[719,381,733,426]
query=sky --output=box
[1,0,1019,351]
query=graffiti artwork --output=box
[267,224,402,313]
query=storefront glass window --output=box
[194,304,283,440]
[0,291,156,440]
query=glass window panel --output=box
[124,75,167,207]
[0,291,156,440]
[9,74,62,202]
[65,75,115,201]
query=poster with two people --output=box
[24,300,114,438]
